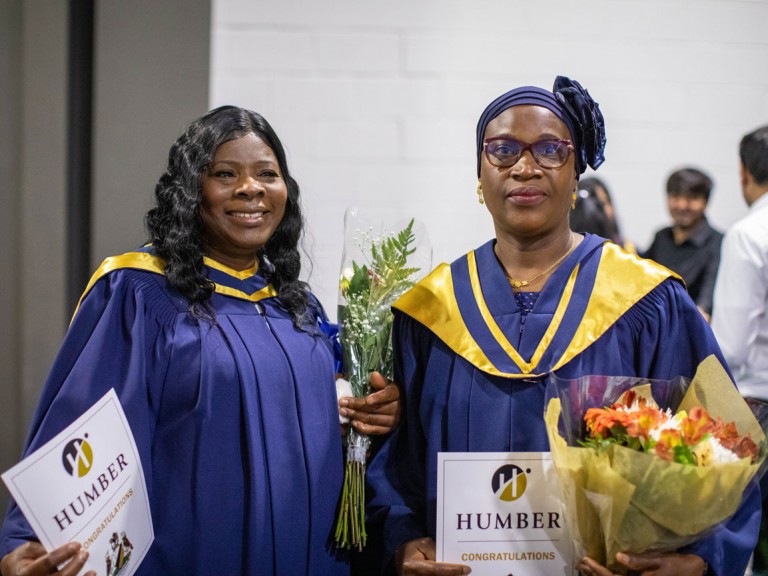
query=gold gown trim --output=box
[393,242,677,378]
[72,251,277,321]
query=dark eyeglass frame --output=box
[483,137,574,169]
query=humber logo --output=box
[62,434,94,478]
[491,464,529,502]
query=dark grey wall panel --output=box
[0,0,24,510]
[92,1,211,268]
[0,0,210,515]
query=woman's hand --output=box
[577,551,707,576]
[338,371,401,435]
[0,541,96,576]
[395,537,471,575]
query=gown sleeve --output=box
[640,281,761,576]
[0,269,173,559]
[621,277,729,378]
[365,311,434,568]
[308,292,343,374]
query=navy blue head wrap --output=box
[476,76,606,176]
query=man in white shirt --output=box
[712,125,768,400]
[712,125,768,576]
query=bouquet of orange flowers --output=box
[582,388,760,467]
[544,355,767,573]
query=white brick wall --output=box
[211,0,768,317]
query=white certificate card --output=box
[436,452,575,576]
[2,388,153,576]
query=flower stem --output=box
[334,433,370,551]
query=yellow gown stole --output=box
[393,240,678,378]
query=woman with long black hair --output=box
[0,106,399,576]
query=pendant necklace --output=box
[506,235,575,289]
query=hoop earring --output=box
[571,192,577,210]
[477,182,484,205]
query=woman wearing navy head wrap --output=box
[366,77,759,575]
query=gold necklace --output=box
[506,236,575,289]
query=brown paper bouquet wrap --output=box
[544,355,766,573]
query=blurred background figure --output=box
[712,124,768,576]
[575,177,635,252]
[571,188,613,238]
[712,127,768,398]
[643,167,723,322]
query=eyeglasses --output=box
[483,137,574,169]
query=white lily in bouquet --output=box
[333,208,430,551]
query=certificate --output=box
[2,389,153,576]
[436,452,575,576]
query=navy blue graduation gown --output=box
[0,248,349,575]
[366,234,760,574]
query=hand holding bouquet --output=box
[544,355,767,573]
[334,209,430,551]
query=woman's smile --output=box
[227,207,269,223]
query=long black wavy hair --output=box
[145,106,310,325]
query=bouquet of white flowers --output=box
[333,208,430,551]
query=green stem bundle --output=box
[334,431,370,550]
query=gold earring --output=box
[477,182,484,205]
[571,192,577,210]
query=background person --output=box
[576,176,632,250]
[365,77,760,576]
[712,125,768,576]
[712,126,768,401]
[570,186,615,239]
[0,106,399,576]
[643,167,723,321]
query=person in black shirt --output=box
[643,167,723,321]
